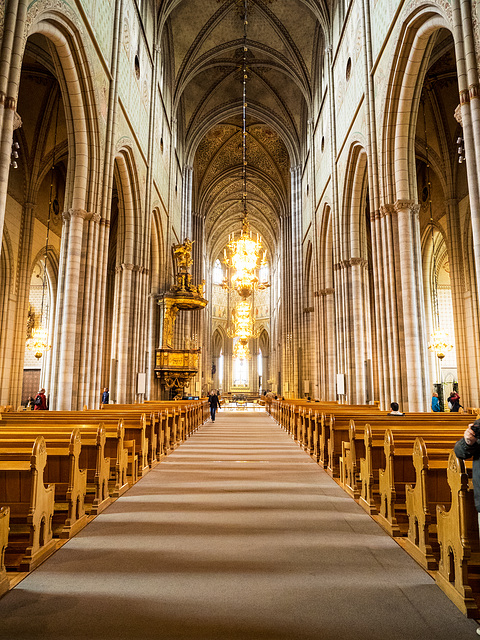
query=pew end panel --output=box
[1,437,57,571]
[435,452,480,617]
[0,506,9,597]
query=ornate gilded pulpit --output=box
[155,239,208,393]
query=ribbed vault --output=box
[160,0,326,259]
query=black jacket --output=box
[208,394,220,409]
[454,437,480,512]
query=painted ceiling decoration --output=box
[161,0,327,257]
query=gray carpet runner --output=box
[0,411,477,639]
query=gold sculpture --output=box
[155,238,208,393]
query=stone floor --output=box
[0,411,478,639]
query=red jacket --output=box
[34,392,47,410]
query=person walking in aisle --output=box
[208,390,220,422]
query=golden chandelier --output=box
[222,0,269,360]
[26,326,52,360]
[428,328,453,361]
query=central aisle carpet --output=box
[0,411,477,639]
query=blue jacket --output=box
[431,396,441,412]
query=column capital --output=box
[460,89,470,106]
[63,208,89,222]
[316,288,334,296]
[394,199,418,214]
[379,203,395,218]
[350,257,368,267]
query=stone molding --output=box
[454,104,463,127]
[315,288,335,297]
[115,263,148,275]
[13,112,22,130]
[334,257,368,270]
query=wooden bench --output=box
[0,436,57,571]
[0,506,9,597]
[0,429,88,539]
[11,411,149,481]
[342,415,473,513]
[435,451,480,617]
[0,417,129,498]
[403,437,456,570]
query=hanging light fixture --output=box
[26,96,59,359]
[422,97,454,361]
[223,0,267,301]
[233,339,251,360]
[222,0,269,361]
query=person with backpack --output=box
[34,388,48,410]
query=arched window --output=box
[213,258,223,284]
[218,349,224,389]
[259,262,269,284]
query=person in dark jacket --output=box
[454,428,480,640]
[208,390,220,422]
[448,391,461,412]
[101,388,109,404]
[454,420,480,515]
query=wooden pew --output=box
[0,426,111,515]
[0,430,88,539]
[0,436,57,571]
[435,451,480,617]
[0,417,129,498]
[0,506,9,597]
[343,415,473,515]
[376,431,458,537]
[11,411,149,480]
[403,437,454,570]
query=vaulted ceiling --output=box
[161,0,327,259]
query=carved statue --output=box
[173,238,194,272]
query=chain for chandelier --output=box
[422,96,453,361]
[222,0,270,359]
[26,95,59,359]
[223,0,267,302]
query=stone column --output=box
[350,257,368,404]
[6,200,35,407]
[394,200,426,410]
[290,165,302,397]
[445,198,472,403]
[0,0,29,255]
[55,208,89,409]
[181,165,193,240]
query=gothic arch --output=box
[381,8,451,204]
[27,11,101,213]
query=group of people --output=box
[431,390,462,412]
